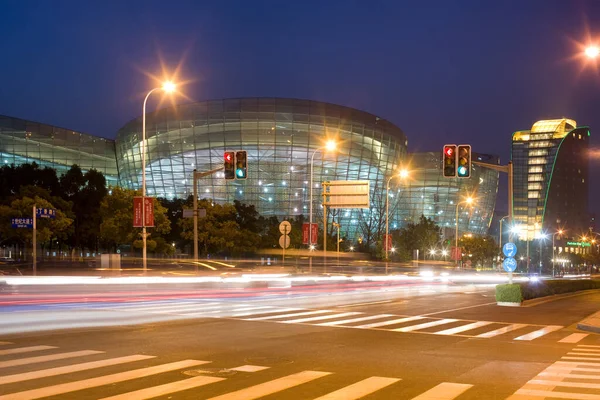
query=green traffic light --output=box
[236,169,245,178]
[457,166,468,176]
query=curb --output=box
[497,302,521,307]
[577,323,600,334]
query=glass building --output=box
[391,151,499,236]
[115,98,408,241]
[0,115,119,186]
[512,118,590,240]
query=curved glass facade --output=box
[116,98,408,240]
[391,152,499,235]
[0,115,119,185]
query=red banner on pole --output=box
[383,234,393,251]
[134,197,154,227]
[133,197,143,227]
[302,223,318,245]
[451,246,462,261]
[144,197,154,227]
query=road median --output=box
[496,280,600,306]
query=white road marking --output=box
[562,356,600,361]
[579,345,600,348]
[410,382,473,399]
[514,325,563,341]
[569,348,600,353]
[337,300,393,308]
[540,371,600,379]
[566,352,600,357]
[393,319,458,333]
[558,333,589,343]
[475,323,528,338]
[420,302,497,316]
[529,379,600,389]
[0,346,56,356]
[98,376,225,400]
[0,354,155,385]
[433,321,493,335]
[282,312,361,324]
[0,350,103,369]
[555,361,600,367]
[232,308,302,317]
[0,359,209,400]
[245,310,332,321]
[206,370,331,400]
[515,389,600,399]
[355,316,425,329]
[317,314,395,327]
[230,365,269,372]
[312,376,400,400]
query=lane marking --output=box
[516,388,600,399]
[110,303,225,312]
[337,300,393,308]
[0,346,56,356]
[245,310,332,321]
[540,371,600,379]
[579,345,600,348]
[566,352,600,357]
[313,376,400,400]
[393,319,458,333]
[0,354,155,385]
[570,348,600,353]
[232,308,302,317]
[0,359,209,400]
[420,302,497,316]
[0,350,103,369]
[355,316,425,329]
[555,361,600,367]
[475,323,528,338]
[283,312,361,324]
[99,376,225,400]
[206,370,331,400]
[547,365,600,372]
[562,356,600,361]
[230,365,269,372]
[317,314,396,327]
[433,321,493,335]
[514,325,563,341]
[559,333,589,343]
[529,379,600,389]
[410,382,473,399]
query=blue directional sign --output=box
[502,257,517,272]
[11,218,33,228]
[36,208,56,219]
[502,242,517,258]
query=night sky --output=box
[1,0,599,215]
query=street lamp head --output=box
[162,81,176,93]
[586,46,600,59]
[324,140,337,152]
[464,196,474,205]
[558,229,564,235]
[398,169,409,179]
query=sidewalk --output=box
[578,311,600,334]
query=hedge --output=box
[496,280,600,303]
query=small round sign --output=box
[502,257,517,272]
[279,221,292,235]
[278,235,290,249]
[502,242,517,258]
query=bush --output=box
[496,280,600,303]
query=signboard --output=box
[11,218,33,228]
[133,197,154,227]
[279,221,291,235]
[279,235,290,249]
[502,257,517,272]
[383,234,393,251]
[322,180,370,208]
[451,246,462,261]
[36,208,56,219]
[566,241,592,247]
[502,242,517,258]
[302,223,318,245]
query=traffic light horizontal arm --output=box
[193,167,224,179]
[472,161,509,174]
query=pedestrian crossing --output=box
[0,341,480,399]
[68,299,594,343]
[509,344,600,399]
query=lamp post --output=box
[499,215,509,252]
[552,229,564,277]
[309,140,337,256]
[141,81,176,274]
[535,232,547,275]
[455,196,474,268]
[385,169,409,262]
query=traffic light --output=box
[235,150,247,179]
[443,144,457,178]
[457,145,471,178]
[224,151,235,180]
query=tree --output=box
[458,234,498,268]
[395,215,441,261]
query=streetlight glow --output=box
[586,46,600,59]
[162,81,176,93]
[399,169,409,179]
[325,140,337,152]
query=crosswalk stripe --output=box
[206,370,331,400]
[0,350,103,369]
[0,359,208,400]
[540,371,600,379]
[578,345,600,348]
[98,375,225,400]
[433,321,493,335]
[230,365,269,372]
[410,382,473,399]
[233,308,301,317]
[570,348,600,353]
[514,325,563,341]
[547,365,600,372]
[355,316,425,329]
[562,356,600,361]
[566,352,600,357]
[312,376,400,400]
[283,312,361,324]
[245,310,332,321]
[0,354,155,385]
[0,345,56,356]
[529,379,600,389]
[558,333,589,343]
[475,323,528,338]
[516,388,600,399]
[393,319,458,333]
[317,314,395,327]
[0,342,12,346]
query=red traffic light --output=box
[444,147,454,157]
[224,153,233,162]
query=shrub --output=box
[496,280,600,302]
[496,284,523,303]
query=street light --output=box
[552,229,564,277]
[385,168,410,261]
[455,196,474,268]
[535,232,548,275]
[141,81,177,273]
[498,215,509,253]
[586,46,600,59]
[309,140,337,251]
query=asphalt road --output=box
[1,285,600,399]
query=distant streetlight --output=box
[309,140,337,251]
[552,229,564,277]
[385,168,410,261]
[586,46,600,59]
[455,196,474,268]
[141,81,177,273]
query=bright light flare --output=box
[325,140,337,152]
[162,81,176,93]
[586,46,600,59]
[399,169,409,179]
[465,196,474,204]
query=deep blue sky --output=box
[1,0,599,215]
